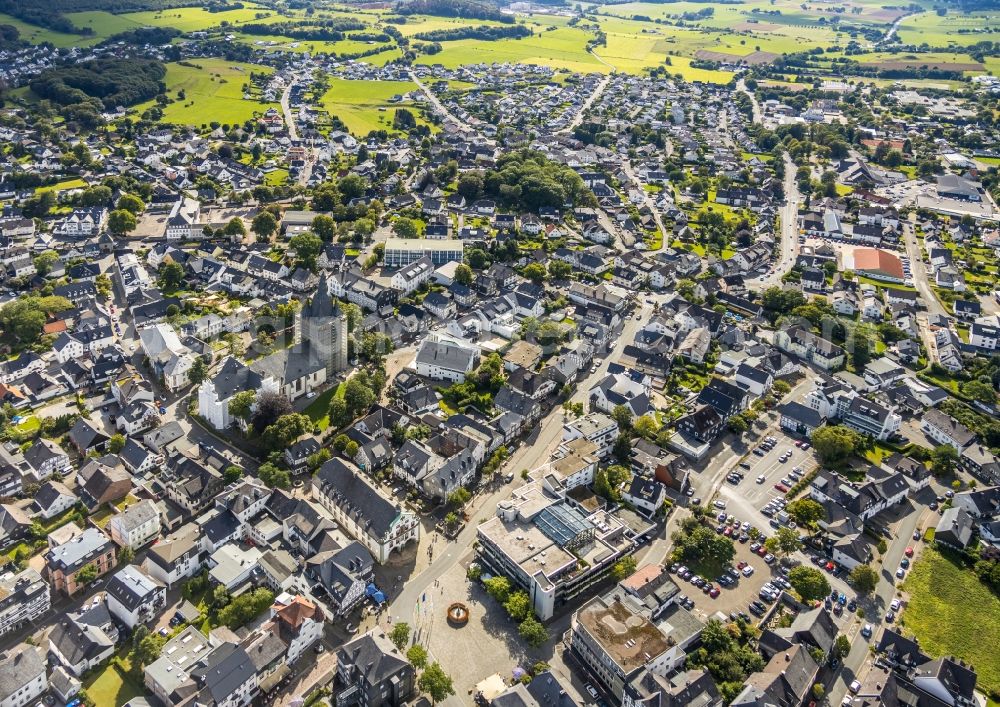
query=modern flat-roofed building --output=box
[383,238,464,267]
[476,481,652,620]
[569,595,671,702]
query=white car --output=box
[850,680,862,694]
[742,565,755,577]
[713,500,727,509]
[585,684,599,699]
[890,598,901,612]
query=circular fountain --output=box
[447,602,470,626]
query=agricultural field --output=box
[319,78,425,136]
[115,4,274,33]
[0,12,97,47]
[416,26,606,74]
[64,11,147,40]
[232,32,394,58]
[132,58,276,127]
[896,10,1000,48]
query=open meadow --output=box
[319,77,426,136]
[132,58,276,127]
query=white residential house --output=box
[107,500,161,551]
[105,565,166,630]
[921,409,976,450]
[413,338,478,383]
[0,644,47,707]
[390,256,433,295]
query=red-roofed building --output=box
[267,594,325,664]
[853,248,905,283]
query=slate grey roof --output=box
[105,565,162,612]
[209,357,265,400]
[313,459,404,541]
[415,339,476,372]
[191,643,255,703]
[0,644,45,702]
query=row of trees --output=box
[388,623,455,704]
[480,575,549,648]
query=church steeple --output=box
[296,277,348,378]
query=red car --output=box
[724,527,734,537]
[904,547,914,557]
[774,483,789,493]
[737,561,747,569]
[709,587,721,598]
[825,561,835,571]
[756,545,768,557]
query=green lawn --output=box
[83,662,144,707]
[133,58,277,127]
[36,178,88,194]
[304,382,345,431]
[319,78,422,136]
[901,548,1000,696]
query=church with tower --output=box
[249,277,349,401]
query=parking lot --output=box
[716,428,818,532]
[668,527,798,623]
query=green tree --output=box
[786,498,826,526]
[849,564,878,595]
[187,356,208,386]
[454,263,474,286]
[32,250,60,276]
[728,414,749,435]
[765,527,802,558]
[518,616,548,648]
[390,622,411,651]
[228,390,256,422]
[116,194,145,214]
[548,259,573,279]
[311,214,336,241]
[418,662,455,705]
[80,185,113,207]
[224,465,243,483]
[107,434,126,454]
[290,231,324,270]
[612,404,633,431]
[344,440,359,458]
[76,563,98,586]
[343,376,375,417]
[504,590,532,621]
[158,260,186,293]
[788,566,831,602]
[252,210,278,240]
[633,415,659,440]
[338,173,367,200]
[262,413,311,451]
[392,217,420,239]
[522,263,546,284]
[930,444,958,476]
[810,425,861,467]
[108,209,137,236]
[258,462,291,489]
[407,644,428,669]
[224,217,246,236]
[833,634,851,660]
[961,379,996,405]
[447,488,471,508]
[611,556,638,581]
[483,576,511,603]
